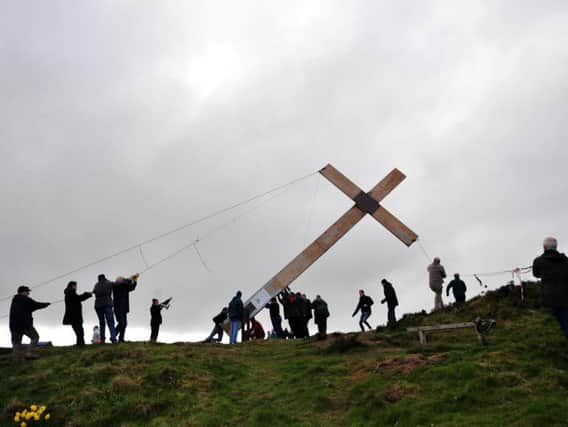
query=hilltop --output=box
[2,282,568,426]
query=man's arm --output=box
[79,292,92,302]
[446,281,453,297]
[532,259,541,278]
[352,301,361,317]
[30,299,50,311]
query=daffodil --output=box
[30,405,37,411]
[20,422,27,427]
[14,415,20,422]
[45,413,51,420]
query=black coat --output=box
[228,295,244,321]
[311,298,329,322]
[213,310,228,325]
[353,295,374,316]
[266,300,280,318]
[63,288,91,325]
[446,279,467,299]
[150,304,163,325]
[9,294,49,332]
[113,279,137,314]
[381,282,399,307]
[533,249,568,308]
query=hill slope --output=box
[2,283,568,426]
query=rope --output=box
[0,170,318,302]
[416,238,431,262]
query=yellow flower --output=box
[30,405,37,411]
[40,406,46,412]
[14,415,20,422]
[34,415,40,421]
[20,422,27,427]
[45,413,51,420]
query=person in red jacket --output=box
[250,317,265,340]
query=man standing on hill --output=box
[265,297,284,338]
[352,290,374,332]
[446,273,467,304]
[228,291,244,344]
[380,279,399,328]
[428,257,446,311]
[311,295,330,340]
[113,273,139,343]
[93,274,118,344]
[9,286,50,364]
[150,297,171,343]
[533,237,568,351]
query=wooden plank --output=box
[319,164,365,200]
[242,206,366,319]
[407,322,474,332]
[371,206,418,247]
[368,168,406,202]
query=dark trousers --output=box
[454,294,466,304]
[95,305,116,343]
[387,305,397,327]
[552,308,568,338]
[11,326,39,363]
[71,323,85,345]
[114,309,128,342]
[150,322,160,342]
[359,312,372,331]
[270,314,284,338]
[316,318,327,339]
[205,324,224,342]
[289,317,304,338]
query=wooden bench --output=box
[407,320,494,345]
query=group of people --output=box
[8,272,172,363]
[9,235,568,361]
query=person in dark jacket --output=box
[286,292,304,338]
[113,273,139,343]
[150,297,171,342]
[265,297,284,338]
[311,295,330,339]
[9,286,50,364]
[302,293,312,338]
[62,281,92,346]
[533,237,568,349]
[228,291,244,344]
[352,290,374,332]
[204,307,228,343]
[380,279,399,328]
[92,274,118,343]
[250,317,266,340]
[446,273,467,304]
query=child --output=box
[91,325,101,344]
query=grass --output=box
[2,282,568,426]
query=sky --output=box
[1,1,567,346]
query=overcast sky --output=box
[1,1,567,346]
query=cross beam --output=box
[239,164,418,323]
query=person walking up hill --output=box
[352,290,374,332]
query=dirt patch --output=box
[383,385,403,403]
[376,353,445,375]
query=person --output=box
[204,307,228,343]
[228,291,244,344]
[150,297,171,343]
[91,325,101,344]
[446,273,467,304]
[533,237,568,351]
[250,317,266,340]
[92,274,118,343]
[265,297,284,338]
[380,279,399,328]
[428,257,446,311]
[9,286,50,364]
[352,290,374,332]
[286,292,304,338]
[302,293,313,338]
[311,295,330,339]
[62,281,92,346]
[113,273,139,343]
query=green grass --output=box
[2,282,568,426]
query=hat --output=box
[17,286,31,293]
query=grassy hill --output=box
[2,282,568,426]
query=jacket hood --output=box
[542,249,568,262]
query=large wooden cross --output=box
[241,164,418,321]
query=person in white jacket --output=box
[427,257,446,311]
